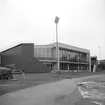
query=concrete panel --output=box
[25,58,50,73]
[1,45,23,69]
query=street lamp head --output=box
[54,16,59,24]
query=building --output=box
[98,59,105,64]
[34,42,91,72]
[91,56,98,72]
[0,42,91,73]
[0,43,50,73]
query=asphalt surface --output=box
[0,74,104,105]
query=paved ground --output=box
[0,72,101,95]
[0,73,63,95]
[0,74,104,105]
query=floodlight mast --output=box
[54,16,60,72]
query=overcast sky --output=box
[0,0,105,59]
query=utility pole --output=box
[54,16,60,72]
[98,46,101,60]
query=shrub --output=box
[96,63,105,72]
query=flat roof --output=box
[1,43,34,53]
[34,42,90,53]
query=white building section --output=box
[34,42,91,72]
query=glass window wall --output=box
[59,48,79,62]
[60,63,68,70]
[79,53,89,63]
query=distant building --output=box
[0,42,91,73]
[91,56,98,72]
[34,42,91,72]
[98,59,105,64]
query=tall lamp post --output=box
[54,16,60,72]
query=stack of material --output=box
[77,81,105,105]
[0,67,13,80]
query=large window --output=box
[69,64,78,70]
[60,63,68,70]
[79,53,89,63]
[78,64,89,70]
[59,48,79,62]
[34,47,89,63]
[59,50,68,61]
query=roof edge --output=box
[1,43,34,53]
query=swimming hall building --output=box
[0,42,91,73]
[34,42,91,72]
